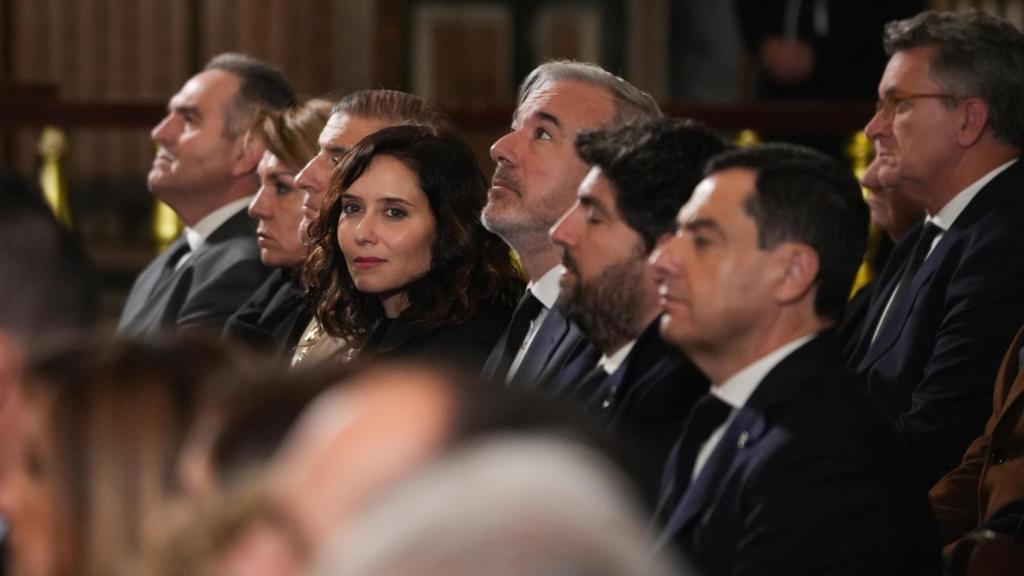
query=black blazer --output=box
[481,301,591,391]
[848,159,1024,485]
[223,267,311,356]
[656,333,940,576]
[551,319,706,500]
[363,309,509,375]
[118,209,272,338]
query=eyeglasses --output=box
[875,93,957,121]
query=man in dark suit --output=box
[651,144,939,575]
[850,10,1024,486]
[118,53,295,337]
[546,118,726,494]
[479,61,662,390]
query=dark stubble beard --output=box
[561,251,646,354]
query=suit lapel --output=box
[660,334,834,542]
[118,236,189,329]
[851,223,920,366]
[509,306,572,389]
[663,407,767,537]
[858,232,947,370]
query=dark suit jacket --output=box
[223,267,311,356]
[848,159,1024,486]
[364,309,510,375]
[657,333,940,576]
[481,301,591,391]
[551,319,706,501]
[118,209,272,338]
[930,324,1024,547]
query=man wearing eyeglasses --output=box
[849,10,1024,488]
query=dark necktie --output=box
[490,292,544,381]
[877,222,941,335]
[658,392,732,518]
[156,240,191,285]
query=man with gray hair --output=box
[480,60,662,390]
[119,53,295,337]
[849,10,1024,486]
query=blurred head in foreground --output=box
[312,434,684,576]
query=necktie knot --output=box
[489,291,545,382]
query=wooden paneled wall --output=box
[4,0,375,181]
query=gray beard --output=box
[561,256,645,354]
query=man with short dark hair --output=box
[651,144,938,575]
[480,60,662,390]
[119,53,295,337]
[547,118,724,488]
[850,10,1024,485]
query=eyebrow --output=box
[323,143,349,155]
[535,110,562,128]
[682,218,724,237]
[171,104,200,118]
[341,193,414,206]
[579,195,606,213]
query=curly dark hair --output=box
[303,125,524,341]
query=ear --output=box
[231,129,265,178]
[773,243,819,307]
[957,98,989,147]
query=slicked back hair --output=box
[705,144,868,322]
[517,60,662,125]
[332,89,456,133]
[574,118,729,253]
[204,52,296,139]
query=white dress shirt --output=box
[505,265,564,382]
[176,196,254,269]
[691,333,817,481]
[871,159,1016,342]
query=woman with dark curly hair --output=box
[303,125,524,371]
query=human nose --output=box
[296,154,328,202]
[248,186,272,220]
[490,129,520,166]
[151,113,178,145]
[649,236,681,280]
[352,213,378,245]
[549,201,581,248]
[864,104,889,141]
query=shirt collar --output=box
[183,196,253,252]
[528,265,565,310]
[599,339,637,375]
[929,158,1016,231]
[711,332,818,409]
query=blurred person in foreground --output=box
[650,144,939,574]
[159,359,623,576]
[223,99,332,355]
[0,337,247,576]
[312,435,686,576]
[118,53,294,338]
[0,171,96,576]
[303,125,523,372]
